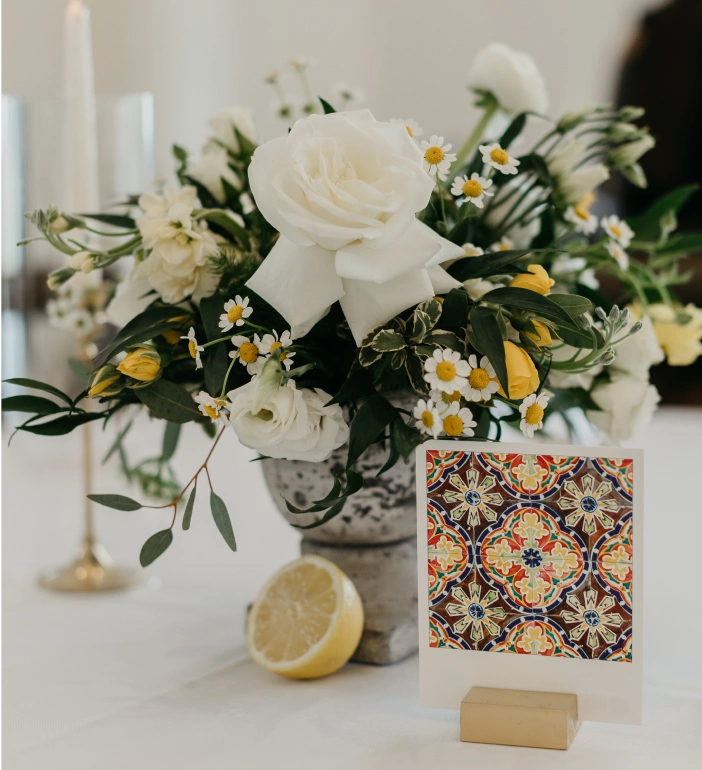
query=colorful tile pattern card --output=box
[416,441,643,724]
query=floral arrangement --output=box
[6,43,702,565]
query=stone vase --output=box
[260,393,418,665]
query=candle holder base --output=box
[38,539,141,593]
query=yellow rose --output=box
[648,303,702,366]
[162,329,182,345]
[525,320,552,347]
[87,365,125,398]
[509,264,555,295]
[498,341,540,400]
[117,348,162,382]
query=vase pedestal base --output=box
[300,536,418,665]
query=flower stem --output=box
[201,336,232,349]
[220,356,237,399]
[455,102,499,168]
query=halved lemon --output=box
[247,555,364,679]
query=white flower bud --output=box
[68,250,92,270]
[559,164,609,204]
[556,106,594,133]
[547,139,586,177]
[50,214,71,234]
[47,274,62,291]
[80,257,95,273]
[610,135,655,168]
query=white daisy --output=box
[390,117,423,139]
[423,348,470,394]
[462,243,484,257]
[519,392,550,438]
[429,389,464,410]
[219,295,253,332]
[601,215,634,248]
[256,329,295,371]
[480,142,520,175]
[420,135,457,181]
[413,398,441,438]
[605,240,630,271]
[194,391,229,422]
[441,401,477,438]
[464,355,500,402]
[451,173,494,208]
[182,327,204,370]
[564,191,598,234]
[230,334,264,375]
[488,237,516,252]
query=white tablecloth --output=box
[3,407,702,769]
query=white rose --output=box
[105,265,154,327]
[208,107,257,153]
[467,43,548,115]
[588,374,660,443]
[187,145,240,203]
[610,312,664,378]
[226,379,348,462]
[246,110,462,343]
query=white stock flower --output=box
[559,165,609,205]
[219,295,253,332]
[588,374,660,443]
[480,143,520,175]
[601,215,634,248]
[413,398,441,438]
[390,117,423,139]
[257,330,295,371]
[464,355,500,402]
[451,173,493,207]
[208,107,257,153]
[467,43,548,115]
[420,135,456,180]
[226,378,348,462]
[519,392,550,438]
[246,110,463,344]
[424,348,470,394]
[187,145,240,203]
[605,240,630,271]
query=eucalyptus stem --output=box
[455,101,499,168]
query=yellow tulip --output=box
[526,320,553,347]
[117,348,162,382]
[509,264,554,295]
[499,341,540,400]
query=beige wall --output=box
[3,0,665,175]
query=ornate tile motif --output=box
[426,450,634,662]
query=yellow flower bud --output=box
[87,365,125,398]
[498,341,540,400]
[509,264,555,295]
[117,348,162,382]
[162,329,182,345]
[526,320,553,347]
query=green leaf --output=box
[359,346,383,367]
[139,529,173,567]
[100,306,180,360]
[518,153,552,185]
[1,395,63,415]
[627,184,697,242]
[80,213,136,229]
[405,353,426,394]
[234,128,257,157]
[425,330,461,350]
[182,485,196,530]
[347,395,397,468]
[210,491,237,551]
[3,378,73,405]
[88,493,142,511]
[414,298,442,334]
[161,421,182,461]
[393,416,424,462]
[531,206,556,249]
[318,97,336,114]
[199,293,230,396]
[481,287,576,326]
[470,307,508,393]
[499,113,527,149]
[448,250,534,282]
[18,411,104,436]
[327,367,376,406]
[555,323,600,349]
[440,287,471,331]
[194,209,249,247]
[548,294,592,318]
[68,358,91,389]
[655,231,702,256]
[136,380,200,424]
[371,329,406,352]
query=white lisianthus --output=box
[467,43,548,115]
[207,107,257,153]
[609,136,655,169]
[610,310,664,378]
[105,266,155,327]
[136,186,219,304]
[226,377,349,463]
[547,139,586,178]
[588,374,660,443]
[187,145,240,203]
[559,165,610,205]
[246,110,462,343]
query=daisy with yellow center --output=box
[231,334,264,375]
[256,330,295,371]
[479,142,520,175]
[390,117,423,139]
[219,295,253,332]
[413,398,441,438]
[605,240,630,271]
[429,389,463,407]
[419,135,456,181]
[441,401,476,438]
[519,392,550,438]
[464,355,500,402]
[488,236,515,253]
[462,243,484,257]
[423,348,470,394]
[601,215,634,248]
[181,327,204,370]
[194,391,229,422]
[450,173,494,208]
[564,191,598,234]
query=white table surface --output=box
[3,406,702,769]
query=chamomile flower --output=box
[462,243,484,257]
[219,295,253,332]
[289,56,317,71]
[257,330,295,371]
[601,215,634,248]
[424,348,470,394]
[420,136,456,180]
[390,117,423,139]
[451,173,494,208]
[194,391,228,422]
[464,355,500,402]
[605,240,630,271]
[413,398,441,438]
[182,328,204,370]
[564,191,598,234]
[480,143,520,175]
[333,83,366,108]
[430,389,463,409]
[488,237,515,252]
[441,401,477,437]
[231,334,264,375]
[519,392,550,438]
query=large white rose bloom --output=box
[136,186,219,305]
[226,378,349,463]
[245,109,463,343]
[467,43,548,115]
[588,374,660,443]
[208,107,257,153]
